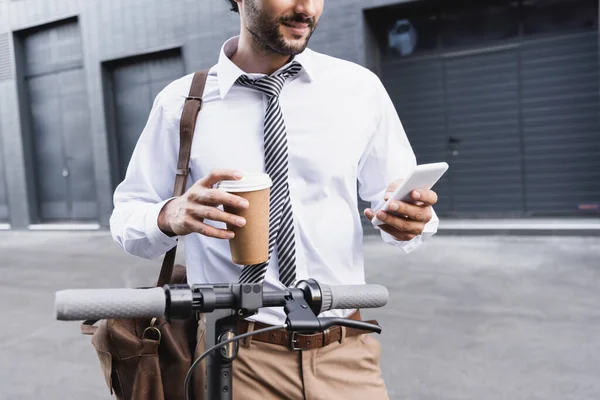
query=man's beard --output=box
[244,0,316,56]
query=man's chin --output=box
[285,44,308,56]
[280,35,309,54]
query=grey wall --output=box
[2,0,595,226]
[0,0,413,228]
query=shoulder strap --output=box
[156,71,209,287]
[81,72,209,334]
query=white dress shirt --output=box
[110,37,439,325]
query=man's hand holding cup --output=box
[158,169,249,239]
[158,169,272,265]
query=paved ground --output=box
[0,231,599,399]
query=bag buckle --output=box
[142,317,162,344]
[185,96,203,111]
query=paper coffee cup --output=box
[217,173,272,265]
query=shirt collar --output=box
[217,36,315,100]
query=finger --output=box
[376,210,424,236]
[387,201,432,223]
[411,189,438,206]
[383,192,394,201]
[192,188,250,209]
[184,218,235,240]
[378,224,417,242]
[191,205,246,228]
[199,169,244,188]
[364,208,374,221]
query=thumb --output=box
[364,208,374,220]
[385,178,405,198]
[200,169,245,188]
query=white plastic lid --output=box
[216,173,272,193]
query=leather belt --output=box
[237,310,378,351]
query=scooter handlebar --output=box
[55,287,166,321]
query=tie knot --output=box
[236,62,303,98]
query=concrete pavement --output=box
[0,231,599,399]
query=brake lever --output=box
[317,317,382,334]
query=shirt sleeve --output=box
[357,74,439,254]
[109,91,180,260]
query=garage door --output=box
[23,20,97,222]
[0,33,10,222]
[382,31,599,216]
[520,33,600,214]
[0,145,8,221]
[108,51,184,183]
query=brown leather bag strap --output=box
[82,71,209,334]
[157,71,209,287]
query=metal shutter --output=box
[381,56,452,214]
[108,51,184,183]
[520,32,600,214]
[381,31,599,216]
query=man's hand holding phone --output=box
[364,181,438,241]
[363,162,447,242]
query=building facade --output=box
[0,0,598,229]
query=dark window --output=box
[366,2,439,58]
[365,0,599,59]
[440,1,519,48]
[387,15,439,56]
[523,0,598,36]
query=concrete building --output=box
[0,0,598,229]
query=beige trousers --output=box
[231,330,389,400]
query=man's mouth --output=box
[282,20,311,35]
[283,21,309,29]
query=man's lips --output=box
[282,21,311,34]
[283,21,309,29]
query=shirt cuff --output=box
[144,198,179,255]
[380,229,426,253]
[380,209,439,254]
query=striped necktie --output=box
[235,62,303,287]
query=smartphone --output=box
[371,162,449,227]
